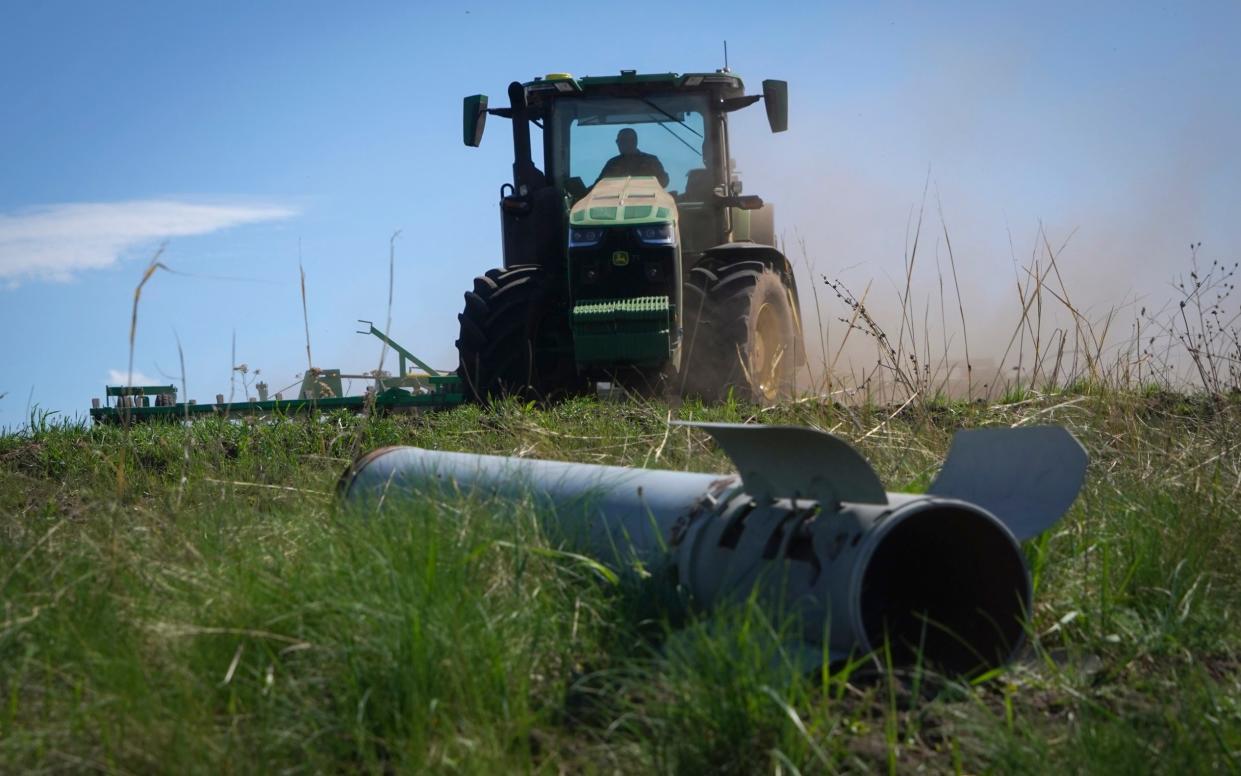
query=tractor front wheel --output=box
[455,265,583,402]
[681,261,797,404]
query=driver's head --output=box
[616,128,638,155]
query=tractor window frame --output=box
[548,93,721,198]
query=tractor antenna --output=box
[723,40,730,72]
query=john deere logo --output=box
[611,250,630,266]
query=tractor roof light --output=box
[532,73,580,93]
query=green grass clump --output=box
[2,394,1239,773]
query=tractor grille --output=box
[570,295,671,365]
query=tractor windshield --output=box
[550,94,712,197]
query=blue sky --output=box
[2,1,1238,428]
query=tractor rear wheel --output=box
[681,261,797,404]
[455,265,583,402]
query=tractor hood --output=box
[570,176,678,227]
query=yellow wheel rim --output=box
[753,302,784,402]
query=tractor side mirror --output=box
[716,193,765,210]
[463,94,488,147]
[762,80,788,133]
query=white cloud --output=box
[108,369,160,386]
[0,200,297,285]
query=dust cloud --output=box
[730,13,1241,400]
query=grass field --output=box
[2,390,1239,774]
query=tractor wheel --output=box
[684,261,797,404]
[455,265,583,402]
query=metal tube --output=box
[339,423,1086,674]
[340,445,733,569]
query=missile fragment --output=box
[339,422,1088,674]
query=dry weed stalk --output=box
[816,194,1239,407]
[117,244,169,496]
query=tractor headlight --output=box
[634,223,675,246]
[569,228,606,247]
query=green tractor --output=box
[456,69,804,403]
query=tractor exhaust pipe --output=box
[507,81,537,195]
[338,423,1087,675]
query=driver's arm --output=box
[649,156,670,188]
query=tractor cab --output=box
[464,70,786,264]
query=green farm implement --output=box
[90,323,464,424]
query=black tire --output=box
[681,261,797,404]
[455,265,583,402]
